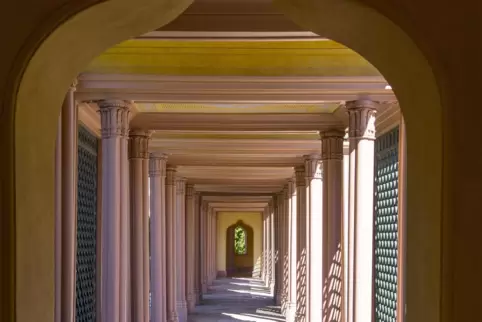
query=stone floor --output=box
[188,278,285,322]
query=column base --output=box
[176,302,188,322]
[285,302,297,322]
[187,293,196,312]
[168,311,179,322]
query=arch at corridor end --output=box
[6,0,443,322]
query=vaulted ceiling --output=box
[79,0,400,212]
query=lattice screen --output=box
[76,125,98,322]
[374,126,400,322]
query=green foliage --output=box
[234,226,247,255]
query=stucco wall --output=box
[216,212,263,276]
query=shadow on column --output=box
[296,249,307,322]
[323,243,342,322]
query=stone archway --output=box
[226,221,254,277]
[4,0,445,321]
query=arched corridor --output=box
[7,0,469,321]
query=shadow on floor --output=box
[188,278,284,321]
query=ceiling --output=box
[79,0,400,213]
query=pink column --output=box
[175,178,188,322]
[346,100,377,322]
[166,166,179,322]
[186,184,196,311]
[99,100,131,322]
[200,201,208,294]
[281,185,289,313]
[149,153,168,322]
[320,131,344,322]
[194,193,201,303]
[262,209,268,284]
[275,192,284,305]
[142,144,150,322]
[295,166,308,322]
[119,106,130,322]
[270,201,276,294]
[305,156,323,322]
[286,178,297,322]
[206,207,212,285]
[60,83,78,322]
[129,130,150,322]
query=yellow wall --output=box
[216,212,263,276]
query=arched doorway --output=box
[4,0,445,321]
[226,221,254,277]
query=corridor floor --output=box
[188,278,285,322]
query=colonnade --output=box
[259,100,378,322]
[55,96,381,322]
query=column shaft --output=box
[186,185,196,311]
[281,185,289,313]
[321,132,344,322]
[346,100,377,322]
[306,156,323,322]
[149,154,167,322]
[166,167,179,322]
[275,194,283,304]
[129,131,150,322]
[99,100,130,322]
[295,166,308,322]
[60,84,78,322]
[286,179,297,322]
[194,193,201,303]
[176,178,188,322]
[200,202,208,294]
[270,202,276,293]
[55,115,62,322]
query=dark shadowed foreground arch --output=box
[226,221,254,277]
[9,0,442,321]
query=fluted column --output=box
[186,184,196,311]
[286,178,297,322]
[200,201,208,294]
[295,166,308,322]
[99,99,131,322]
[60,82,78,322]
[149,153,168,322]
[346,100,377,322]
[305,155,323,322]
[320,131,344,322]
[129,130,150,322]
[175,178,188,322]
[206,207,212,285]
[166,166,179,322]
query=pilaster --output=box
[60,82,78,322]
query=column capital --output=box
[320,130,345,160]
[186,184,195,198]
[295,166,306,187]
[303,154,321,179]
[129,130,151,159]
[345,99,378,140]
[149,153,168,177]
[98,99,131,138]
[69,79,78,92]
[176,177,187,194]
[166,166,177,185]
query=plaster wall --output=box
[216,212,263,277]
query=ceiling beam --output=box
[76,74,395,103]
